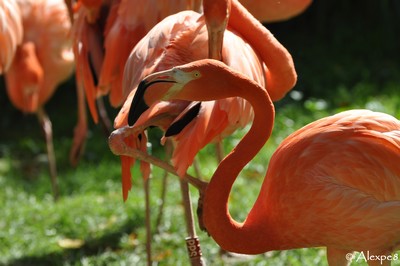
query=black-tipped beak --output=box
[165,102,201,137]
[128,80,149,126]
[127,77,177,126]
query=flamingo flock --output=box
[1,0,399,265]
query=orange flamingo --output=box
[239,0,313,22]
[129,59,400,265]
[70,0,196,170]
[3,0,74,200]
[72,0,192,125]
[116,0,296,179]
[113,1,294,262]
[0,0,23,74]
[73,1,201,264]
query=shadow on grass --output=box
[2,220,138,266]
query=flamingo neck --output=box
[203,0,231,61]
[228,0,297,101]
[202,75,279,254]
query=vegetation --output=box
[0,0,399,265]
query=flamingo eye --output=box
[193,71,201,78]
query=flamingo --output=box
[0,0,23,74]
[239,0,313,22]
[112,0,294,262]
[71,0,192,126]
[3,0,74,200]
[128,59,400,265]
[70,0,195,179]
[116,0,296,180]
[72,1,203,264]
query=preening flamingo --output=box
[115,0,294,253]
[239,0,313,22]
[73,1,202,264]
[129,59,400,265]
[0,0,23,74]
[112,0,294,262]
[71,0,196,183]
[3,0,74,200]
[116,0,296,180]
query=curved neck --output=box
[228,0,297,101]
[203,0,231,61]
[202,72,278,254]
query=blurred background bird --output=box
[1,0,74,200]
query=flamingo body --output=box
[5,0,74,113]
[2,0,73,200]
[254,110,400,251]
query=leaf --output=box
[58,238,85,249]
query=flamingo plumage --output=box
[2,0,74,200]
[70,0,194,166]
[72,0,192,124]
[0,0,23,74]
[129,58,400,265]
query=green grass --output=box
[1,84,399,265]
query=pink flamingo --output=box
[72,1,202,264]
[2,0,74,200]
[111,0,295,263]
[114,0,296,194]
[129,58,400,265]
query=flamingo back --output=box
[255,110,400,251]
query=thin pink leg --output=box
[37,107,59,200]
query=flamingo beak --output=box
[128,71,177,126]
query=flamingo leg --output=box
[144,176,152,266]
[109,127,208,191]
[180,178,205,265]
[96,97,112,136]
[109,126,209,264]
[215,140,224,163]
[37,107,59,201]
[70,81,88,167]
[155,139,173,233]
[326,247,352,266]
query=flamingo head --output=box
[127,59,234,127]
